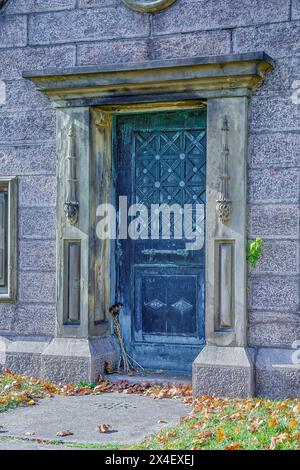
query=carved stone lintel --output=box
[216,116,232,224]
[121,0,177,13]
[65,124,79,226]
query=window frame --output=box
[0,176,17,302]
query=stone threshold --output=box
[104,370,192,387]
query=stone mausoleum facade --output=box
[0,0,299,399]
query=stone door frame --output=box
[24,52,273,394]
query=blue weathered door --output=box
[115,109,206,371]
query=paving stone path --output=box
[0,393,191,450]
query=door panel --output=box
[115,109,206,371]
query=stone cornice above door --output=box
[23,52,274,107]
[121,0,177,13]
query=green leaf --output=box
[247,237,263,268]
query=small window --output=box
[0,177,17,302]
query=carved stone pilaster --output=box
[64,124,79,226]
[216,116,232,225]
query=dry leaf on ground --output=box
[56,429,74,437]
[96,424,112,433]
[224,442,242,450]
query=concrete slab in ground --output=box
[0,393,191,449]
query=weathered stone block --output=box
[41,337,117,384]
[3,79,51,110]
[152,0,289,36]
[0,144,56,176]
[250,240,299,275]
[4,353,41,377]
[249,96,300,132]
[78,0,119,7]
[253,57,300,97]
[19,176,56,207]
[248,205,299,239]
[14,304,56,336]
[233,21,300,58]
[78,39,150,66]
[0,337,50,377]
[248,132,300,168]
[4,0,76,14]
[248,275,299,311]
[0,304,16,331]
[0,45,76,80]
[193,346,254,398]
[248,168,299,203]
[249,312,300,348]
[28,7,150,45]
[292,0,300,20]
[255,347,300,398]
[149,30,231,61]
[20,208,56,239]
[19,240,56,271]
[0,110,55,143]
[77,30,231,66]
[0,15,27,49]
[19,272,56,304]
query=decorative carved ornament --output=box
[216,116,232,225]
[121,0,177,13]
[64,124,79,226]
[95,112,111,129]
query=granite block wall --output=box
[0,0,299,378]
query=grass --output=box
[130,396,300,450]
[0,371,55,413]
[1,370,300,450]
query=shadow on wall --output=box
[0,0,9,12]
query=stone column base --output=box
[41,337,117,384]
[0,335,117,385]
[255,347,300,399]
[0,335,50,377]
[192,345,254,398]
